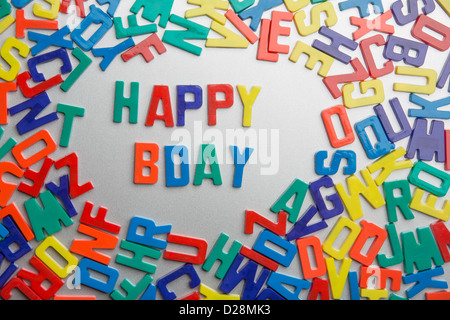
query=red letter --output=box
[208,84,234,126]
[321,105,355,148]
[54,152,94,198]
[0,82,17,124]
[134,143,159,184]
[244,210,287,236]
[268,11,293,54]
[297,236,326,279]
[12,130,57,169]
[164,233,208,264]
[360,34,394,79]
[17,256,64,300]
[145,85,174,127]
[349,220,387,265]
[79,201,121,234]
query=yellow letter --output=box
[294,2,338,36]
[206,21,249,48]
[336,168,386,221]
[237,85,261,127]
[33,0,61,20]
[200,283,240,300]
[342,79,385,109]
[436,0,450,16]
[35,236,79,278]
[323,216,361,260]
[186,0,229,24]
[325,257,352,300]
[0,37,30,82]
[394,66,437,94]
[410,188,450,221]
[289,41,334,77]
[367,147,413,186]
[283,0,309,12]
[360,288,389,300]
[0,15,15,35]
